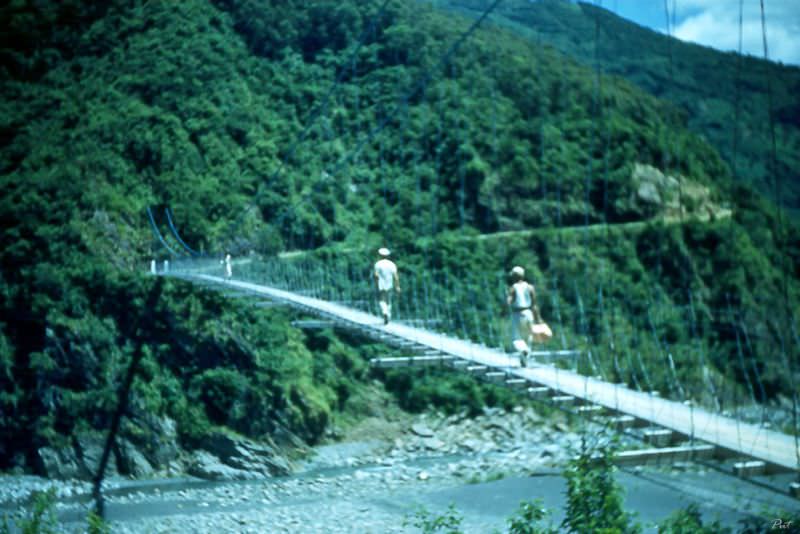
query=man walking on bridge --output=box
[374,247,400,325]
[507,266,547,367]
[221,253,232,280]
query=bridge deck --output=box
[189,274,799,473]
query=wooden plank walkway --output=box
[186,274,799,473]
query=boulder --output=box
[202,433,291,477]
[188,450,251,481]
[114,439,155,478]
[637,181,662,205]
[123,415,180,469]
[487,421,514,438]
[627,162,717,219]
[36,446,82,480]
[75,434,118,479]
[410,423,434,438]
[460,438,482,452]
[421,437,446,451]
[145,416,180,468]
[482,406,502,418]
[523,409,543,425]
[540,444,561,458]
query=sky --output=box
[606,0,800,66]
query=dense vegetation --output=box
[1,0,798,479]
[431,0,800,217]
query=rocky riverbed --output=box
[2,407,796,533]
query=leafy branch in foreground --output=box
[561,436,641,534]
[404,503,464,534]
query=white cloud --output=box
[670,0,800,65]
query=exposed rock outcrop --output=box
[622,162,723,220]
[36,445,83,480]
[187,433,292,481]
[114,438,155,478]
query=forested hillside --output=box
[1,0,798,477]
[431,0,800,216]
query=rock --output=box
[487,421,514,438]
[540,444,560,458]
[524,409,543,425]
[202,433,291,477]
[188,450,251,481]
[421,437,446,451]
[626,162,717,219]
[36,446,82,479]
[461,438,482,452]
[148,417,180,468]
[75,434,119,479]
[482,406,502,418]
[444,412,467,426]
[417,470,429,481]
[410,423,434,438]
[123,415,180,470]
[637,181,662,205]
[115,439,155,478]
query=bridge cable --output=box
[760,0,800,471]
[146,206,181,258]
[738,318,769,421]
[688,288,721,411]
[165,207,202,257]
[662,0,684,224]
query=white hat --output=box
[511,266,525,277]
[378,247,391,257]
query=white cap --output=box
[378,247,391,257]
[511,266,525,277]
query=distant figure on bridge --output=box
[374,247,400,325]
[507,266,550,367]
[222,253,232,280]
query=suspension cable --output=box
[760,0,799,472]
[146,206,181,257]
[165,207,201,257]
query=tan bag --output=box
[531,322,553,343]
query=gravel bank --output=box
[2,408,795,533]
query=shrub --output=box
[189,367,250,425]
[561,436,641,534]
[507,499,559,534]
[404,503,464,534]
[658,504,730,534]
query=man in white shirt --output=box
[506,265,544,366]
[373,247,400,325]
[221,253,232,280]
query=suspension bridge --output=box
[141,0,800,504]
[166,265,798,491]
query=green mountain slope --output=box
[429,0,800,216]
[0,0,797,474]
[1,0,738,254]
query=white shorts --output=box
[511,309,534,348]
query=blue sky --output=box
[603,0,800,66]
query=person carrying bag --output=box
[507,266,552,367]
